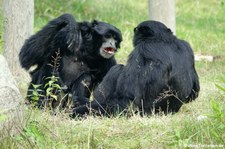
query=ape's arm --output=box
[19,13,81,71]
[175,40,200,102]
[72,64,124,116]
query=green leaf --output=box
[53,84,61,89]
[210,99,222,120]
[32,84,42,89]
[50,95,58,100]
[46,88,53,95]
[48,80,54,87]
[215,84,225,93]
[36,89,43,92]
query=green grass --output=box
[1,96,225,148]
[1,0,225,148]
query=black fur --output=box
[72,20,200,116]
[19,13,122,107]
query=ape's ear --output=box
[91,20,105,35]
[167,28,172,34]
[79,22,92,33]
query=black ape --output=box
[73,20,200,116]
[19,13,122,107]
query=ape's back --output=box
[114,21,200,114]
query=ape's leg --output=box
[70,74,93,107]
[72,65,125,117]
[71,98,107,117]
[153,97,183,114]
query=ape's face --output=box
[99,34,119,59]
[92,21,122,59]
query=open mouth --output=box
[103,47,116,54]
[100,46,116,59]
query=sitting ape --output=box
[73,20,200,116]
[19,13,122,108]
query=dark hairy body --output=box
[72,20,200,116]
[19,13,122,107]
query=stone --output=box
[0,55,24,135]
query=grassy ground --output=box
[1,0,225,148]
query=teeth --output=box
[107,51,114,54]
[104,49,114,54]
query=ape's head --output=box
[133,20,174,46]
[92,20,122,59]
[80,21,122,59]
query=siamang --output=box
[72,20,200,116]
[19,13,122,108]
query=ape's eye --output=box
[138,26,154,36]
[104,33,112,38]
[139,26,149,32]
[113,35,117,39]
